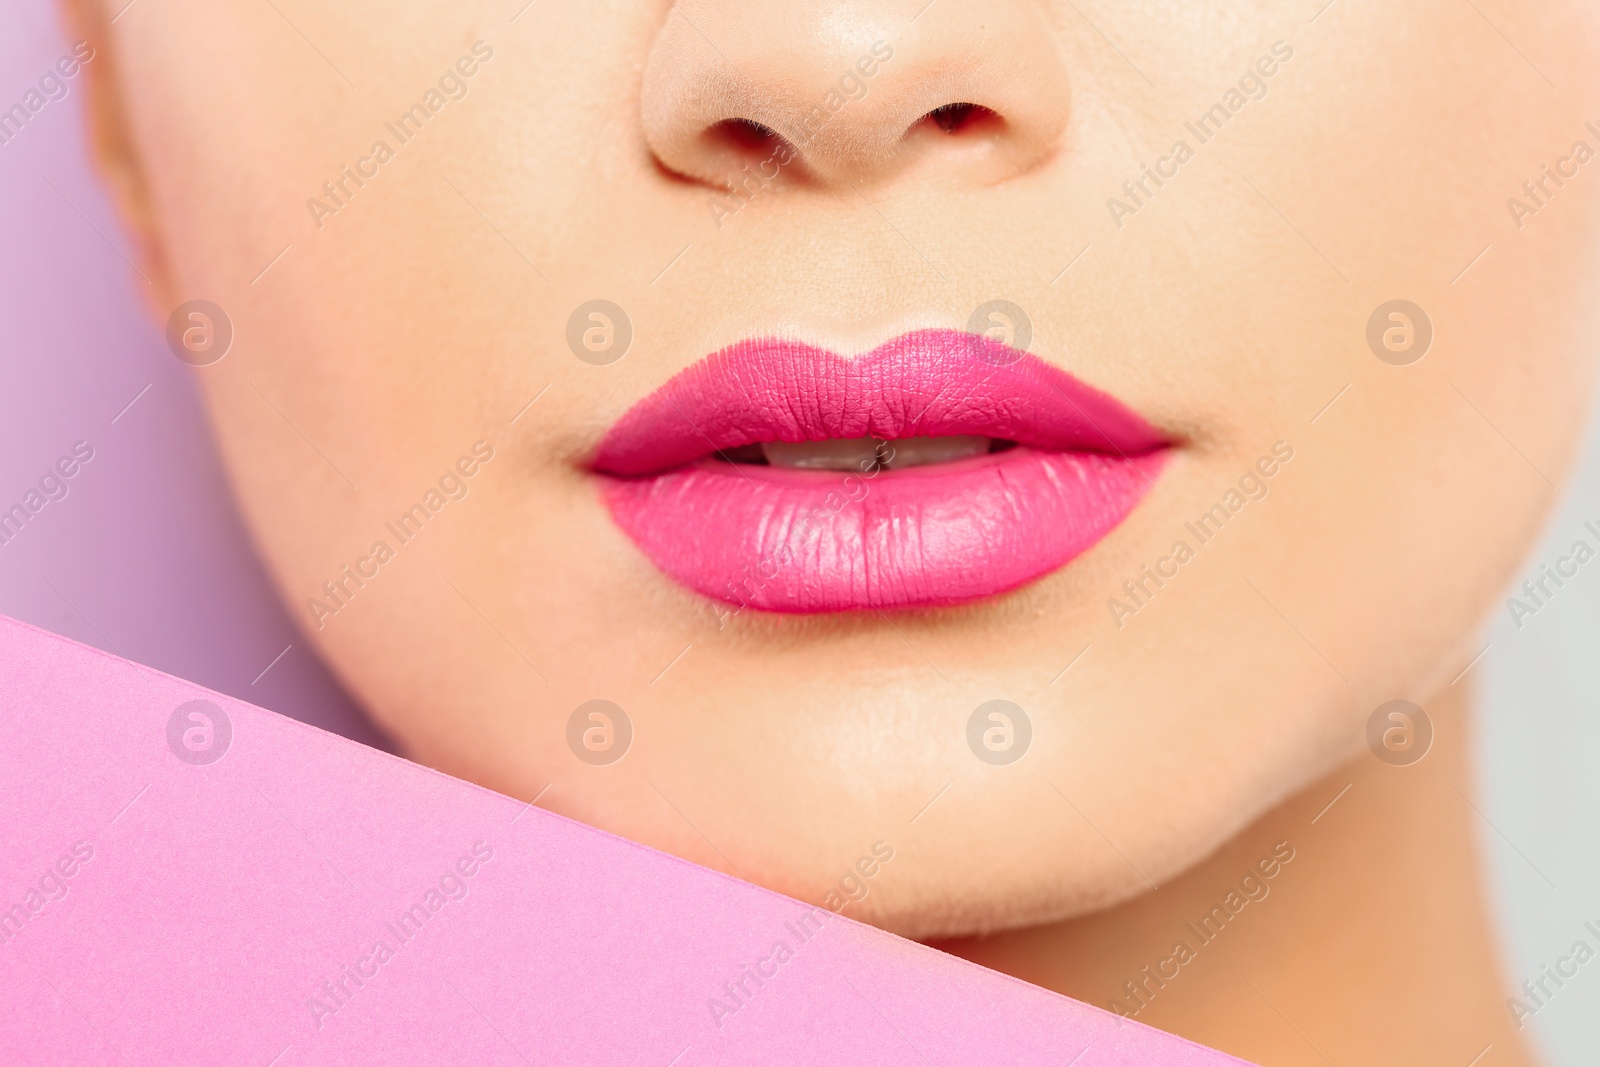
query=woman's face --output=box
[91,0,1600,937]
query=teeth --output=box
[761,437,883,470]
[760,435,992,471]
[880,435,990,469]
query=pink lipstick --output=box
[593,328,1168,613]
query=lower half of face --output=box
[104,0,1600,937]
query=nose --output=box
[639,2,1073,191]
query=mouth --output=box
[592,328,1170,613]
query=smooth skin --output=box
[69,0,1600,1061]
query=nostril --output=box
[923,103,1000,135]
[707,118,780,151]
[691,118,803,187]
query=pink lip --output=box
[593,328,1169,613]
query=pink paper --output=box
[0,613,1252,1065]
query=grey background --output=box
[1481,407,1600,1061]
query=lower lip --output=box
[599,445,1167,613]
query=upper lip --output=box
[593,328,1167,475]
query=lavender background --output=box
[1,3,1596,1060]
[0,4,385,750]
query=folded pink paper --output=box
[0,614,1252,1066]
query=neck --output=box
[940,683,1533,1065]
